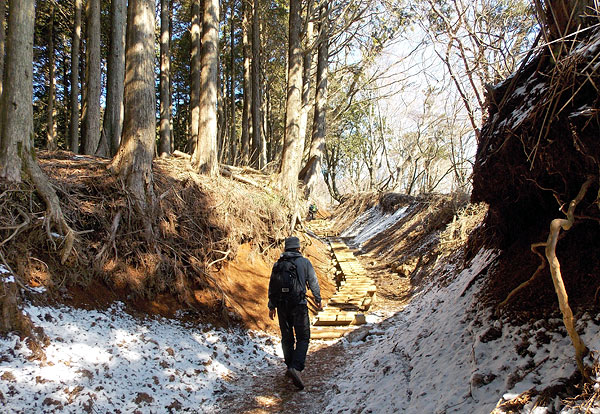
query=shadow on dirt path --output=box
[218,339,358,413]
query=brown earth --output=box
[217,249,410,414]
[1,150,335,333]
[471,29,600,317]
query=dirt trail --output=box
[217,243,411,413]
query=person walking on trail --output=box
[307,203,318,221]
[268,236,322,390]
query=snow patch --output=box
[341,205,410,247]
[324,248,600,413]
[0,302,281,412]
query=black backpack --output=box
[270,256,305,306]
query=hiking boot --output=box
[287,368,304,390]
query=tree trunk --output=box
[217,62,226,162]
[304,1,329,199]
[70,0,82,154]
[0,0,75,262]
[189,0,201,153]
[0,0,6,103]
[192,0,219,175]
[102,0,127,157]
[110,0,157,229]
[158,0,171,157]
[297,0,315,151]
[229,1,237,165]
[62,35,70,143]
[84,0,101,155]
[0,0,35,182]
[46,4,57,151]
[540,0,594,42]
[250,0,265,169]
[278,0,304,202]
[241,0,251,165]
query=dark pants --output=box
[277,303,310,371]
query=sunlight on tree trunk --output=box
[278,0,304,203]
[103,0,127,157]
[84,0,101,155]
[297,0,315,150]
[241,0,251,165]
[304,1,330,200]
[192,0,219,176]
[110,0,157,237]
[189,0,201,154]
[251,0,265,169]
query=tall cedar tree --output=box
[0,0,74,261]
[189,0,201,152]
[46,3,57,151]
[278,0,304,202]
[70,0,82,153]
[103,0,127,156]
[110,0,157,235]
[241,0,251,164]
[158,0,172,157]
[229,1,236,165]
[192,0,219,175]
[304,1,329,198]
[250,0,265,168]
[84,0,101,155]
[297,0,314,150]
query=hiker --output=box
[307,203,318,221]
[268,236,322,390]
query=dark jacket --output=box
[267,250,322,310]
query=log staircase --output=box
[307,219,377,340]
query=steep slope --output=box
[472,27,600,314]
[322,194,600,413]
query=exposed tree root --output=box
[500,178,593,376]
[545,178,592,377]
[23,150,75,264]
[498,242,546,308]
[501,179,593,377]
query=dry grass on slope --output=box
[330,192,487,289]
[0,151,300,325]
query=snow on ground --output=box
[0,300,281,413]
[341,205,410,248]
[324,247,600,414]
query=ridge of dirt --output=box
[0,150,334,331]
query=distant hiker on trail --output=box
[307,203,318,221]
[268,236,322,390]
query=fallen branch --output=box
[172,150,191,159]
[219,166,264,189]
